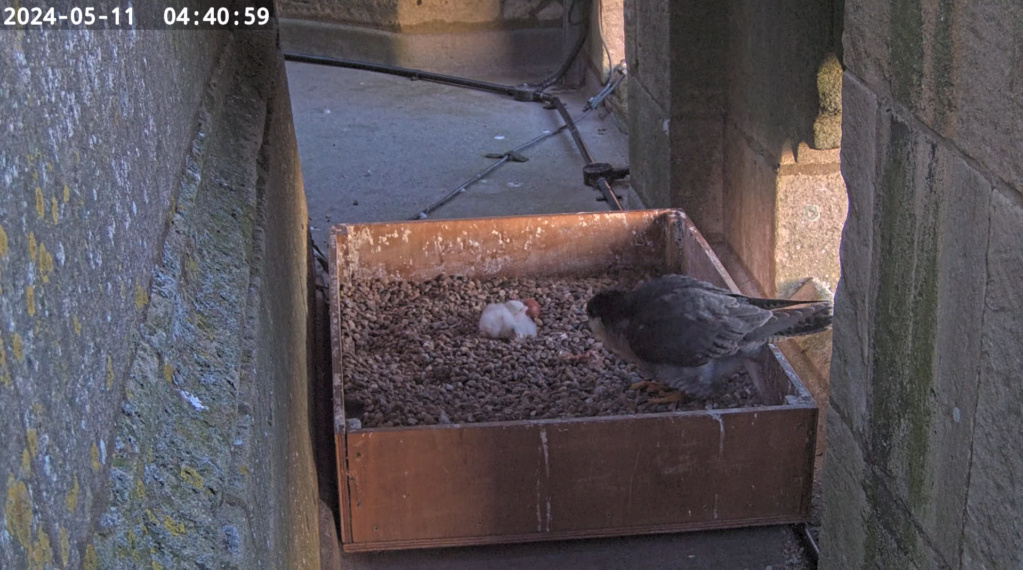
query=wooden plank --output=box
[344,405,815,549]
[327,226,355,543]
[543,408,816,533]
[341,514,806,552]
[333,210,672,283]
[346,423,547,544]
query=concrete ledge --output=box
[280,19,564,77]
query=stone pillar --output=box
[625,0,727,236]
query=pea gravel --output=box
[339,271,765,428]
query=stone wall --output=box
[278,0,564,32]
[821,1,1023,567]
[0,25,320,569]
[625,0,843,296]
[277,0,567,76]
[722,0,844,297]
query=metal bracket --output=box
[583,162,630,188]
[484,151,529,162]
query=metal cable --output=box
[411,105,600,220]
[283,53,522,98]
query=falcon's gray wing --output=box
[624,278,772,367]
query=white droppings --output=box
[540,428,550,477]
[99,438,106,465]
[180,390,207,411]
[953,407,961,423]
[708,411,725,454]
[537,428,552,532]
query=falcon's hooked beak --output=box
[588,315,608,344]
[586,290,628,346]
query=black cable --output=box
[283,53,523,99]
[530,0,591,90]
[548,96,594,164]
[284,0,591,99]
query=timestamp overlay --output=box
[1,1,275,31]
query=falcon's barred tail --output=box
[747,301,833,342]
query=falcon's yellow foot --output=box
[647,390,685,404]
[629,380,670,393]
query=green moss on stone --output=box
[889,0,924,106]
[931,0,956,127]
[866,116,942,566]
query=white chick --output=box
[478,300,537,339]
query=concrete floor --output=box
[286,60,637,248]
[286,59,810,570]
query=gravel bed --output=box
[338,271,766,428]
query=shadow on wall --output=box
[625,0,846,297]
[718,0,846,297]
[275,0,572,77]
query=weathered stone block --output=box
[670,0,727,97]
[833,109,993,568]
[670,113,724,237]
[952,2,1023,193]
[776,155,846,294]
[961,187,1023,569]
[813,114,843,151]
[820,408,868,570]
[829,72,877,433]
[627,80,671,208]
[841,0,891,100]
[842,0,1023,195]
[911,144,991,564]
[588,0,625,80]
[0,28,226,570]
[725,0,836,156]
[631,0,670,103]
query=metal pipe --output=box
[283,52,521,99]
[547,96,622,210]
[585,63,627,111]
[548,96,595,164]
[595,177,623,211]
[411,155,512,220]
[409,105,599,220]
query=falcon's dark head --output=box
[586,289,630,324]
[587,289,632,350]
